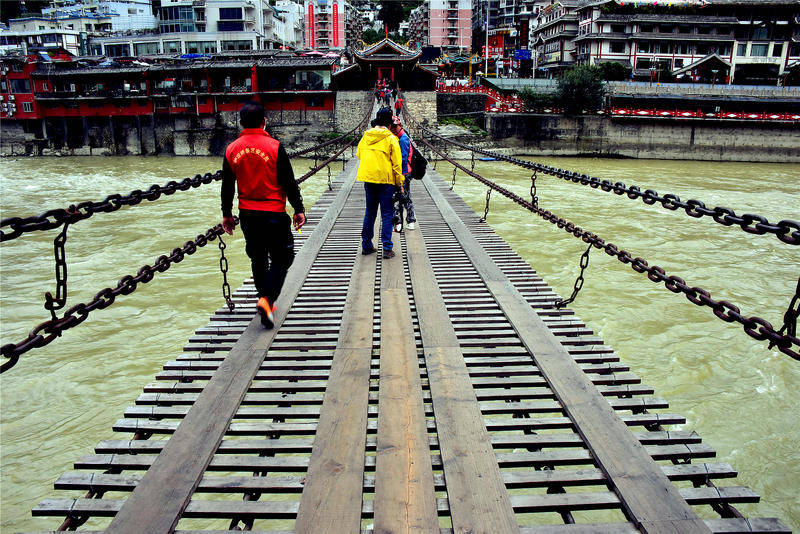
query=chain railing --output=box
[0,101,372,373]
[1,101,374,245]
[0,223,235,373]
[403,109,799,246]
[410,129,800,362]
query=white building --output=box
[90,0,291,56]
[45,1,157,32]
[276,0,304,50]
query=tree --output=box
[556,66,606,115]
[362,29,382,44]
[596,61,631,81]
[378,0,404,33]
[518,88,556,110]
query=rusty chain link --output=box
[412,132,800,362]
[554,244,592,309]
[480,188,491,223]
[1,224,231,373]
[769,276,800,350]
[44,222,70,321]
[218,232,235,312]
[403,110,799,246]
[530,170,539,209]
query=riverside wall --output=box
[486,114,800,163]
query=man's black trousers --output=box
[238,209,294,305]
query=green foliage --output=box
[595,61,631,81]
[518,88,556,110]
[556,66,606,115]
[362,29,382,44]
[439,116,487,136]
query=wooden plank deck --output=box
[29,162,790,534]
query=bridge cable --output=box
[0,103,372,244]
[403,109,799,246]
[409,129,800,362]
[554,243,593,309]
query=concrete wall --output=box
[486,114,800,163]
[437,93,486,117]
[335,91,371,132]
[403,91,437,129]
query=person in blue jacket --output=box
[389,115,416,232]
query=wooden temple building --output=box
[333,39,438,91]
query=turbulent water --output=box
[1,155,798,532]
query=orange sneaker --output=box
[256,297,274,329]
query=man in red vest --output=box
[221,100,305,329]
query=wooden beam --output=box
[421,171,710,534]
[373,230,439,533]
[106,162,359,534]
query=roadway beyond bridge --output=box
[30,160,790,533]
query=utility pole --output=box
[484,0,489,76]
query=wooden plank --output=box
[106,161,360,534]
[421,172,710,533]
[373,231,439,532]
[294,188,377,534]
[405,216,519,533]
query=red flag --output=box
[385,25,388,38]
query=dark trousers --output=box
[239,209,294,304]
[362,182,395,252]
[393,174,416,225]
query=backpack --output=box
[409,141,427,180]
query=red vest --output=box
[225,128,285,212]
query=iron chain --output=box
[44,222,70,321]
[480,188,491,222]
[218,232,236,312]
[530,171,539,209]
[1,171,223,242]
[769,276,800,350]
[412,132,800,362]
[555,243,592,309]
[451,167,457,190]
[402,110,799,246]
[1,224,229,373]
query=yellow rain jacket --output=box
[356,127,404,187]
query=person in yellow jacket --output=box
[357,107,405,259]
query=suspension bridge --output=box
[1,100,797,533]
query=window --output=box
[164,41,182,53]
[637,41,651,53]
[673,59,683,68]
[42,82,49,91]
[219,8,242,20]
[640,24,652,33]
[610,41,625,53]
[22,101,33,112]
[678,25,691,34]
[750,43,768,57]
[611,24,625,33]
[737,43,747,56]
[675,43,689,55]
[636,58,651,69]
[772,43,783,57]
[696,26,711,35]
[186,41,217,54]
[752,26,768,40]
[134,42,160,55]
[658,24,673,34]
[218,20,244,31]
[105,43,131,57]
[716,26,731,36]
[696,44,710,55]
[90,44,103,55]
[221,40,252,51]
[791,43,800,56]
[9,79,32,93]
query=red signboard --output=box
[332,3,339,48]
[308,4,315,48]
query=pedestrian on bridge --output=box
[389,115,416,232]
[221,100,306,329]
[356,107,404,259]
